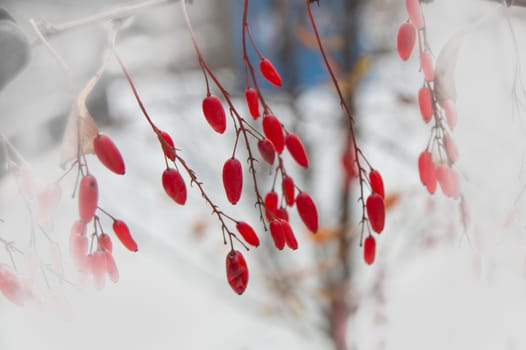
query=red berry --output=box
[78,174,98,223]
[225,250,249,295]
[418,151,432,185]
[105,251,119,283]
[420,51,435,81]
[406,0,425,29]
[281,220,298,250]
[162,168,187,205]
[369,170,385,198]
[444,135,458,163]
[260,58,282,87]
[0,265,25,305]
[442,99,457,129]
[93,133,125,175]
[236,221,260,247]
[222,158,243,205]
[202,95,227,134]
[262,115,285,153]
[245,88,260,119]
[264,191,279,221]
[269,220,285,250]
[418,86,433,123]
[366,193,385,233]
[296,192,319,233]
[282,176,295,206]
[436,165,460,198]
[285,133,309,168]
[363,235,376,265]
[257,139,276,165]
[342,138,358,179]
[397,22,416,61]
[159,131,176,161]
[98,233,112,253]
[90,251,107,290]
[112,220,138,252]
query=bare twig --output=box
[30,0,180,47]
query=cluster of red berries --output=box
[397,0,461,199]
[70,133,137,289]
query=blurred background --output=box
[0,0,526,349]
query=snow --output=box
[1,0,526,349]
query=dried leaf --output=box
[434,32,465,103]
[59,53,112,168]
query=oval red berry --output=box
[285,133,309,168]
[281,220,298,250]
[369,170,385,198]
[260,58,282,87]
[269,220,285,250]
[418,87,433,123]
[364,235,376,265]
[93,133,125,175]
[444,135,458,163]
[257,138,276,165]
[236,221,260,247]
[397,22,416,61]
[262,115,285,153]
[162,168,187,205]
[226,250,249,295]
[264,191,279,221]
[222,158,243,205]
[245,88,260,119]
[159,131,176,161]
[366,193,385,233]
[282,176,295,206]
[202,95,227,134]
[79,174,98,223]
[296,192,319,233]
[112,219,138,252]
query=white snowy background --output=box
[0,0,526,349]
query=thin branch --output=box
[31,0,180,47]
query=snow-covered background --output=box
[1,0,526,349]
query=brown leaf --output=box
[59,53,112,168]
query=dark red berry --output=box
[369,170,385,198]
[112,220,138,252]
[269,220,285,250]
[363,235,376,265]
[245,88,260,119]
[257,139,276,165]
[159,131,176,161]
[296,192,318,233]
[366,193,385,233]
[162,168,187,205]
[285,133,309,168]
[260,58,282,87]
[226,250,249,295]
[93,133,125,175]
[202,95,227,134]
[222,158,243,205]
[236,221,260,247]
[281,220,298,250]
[262,115,285,153]
[282,176,295,206]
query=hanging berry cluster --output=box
[178,0,321,294]
[397,0,461,199]
[304,0,386,265]
[61,44,139,290]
